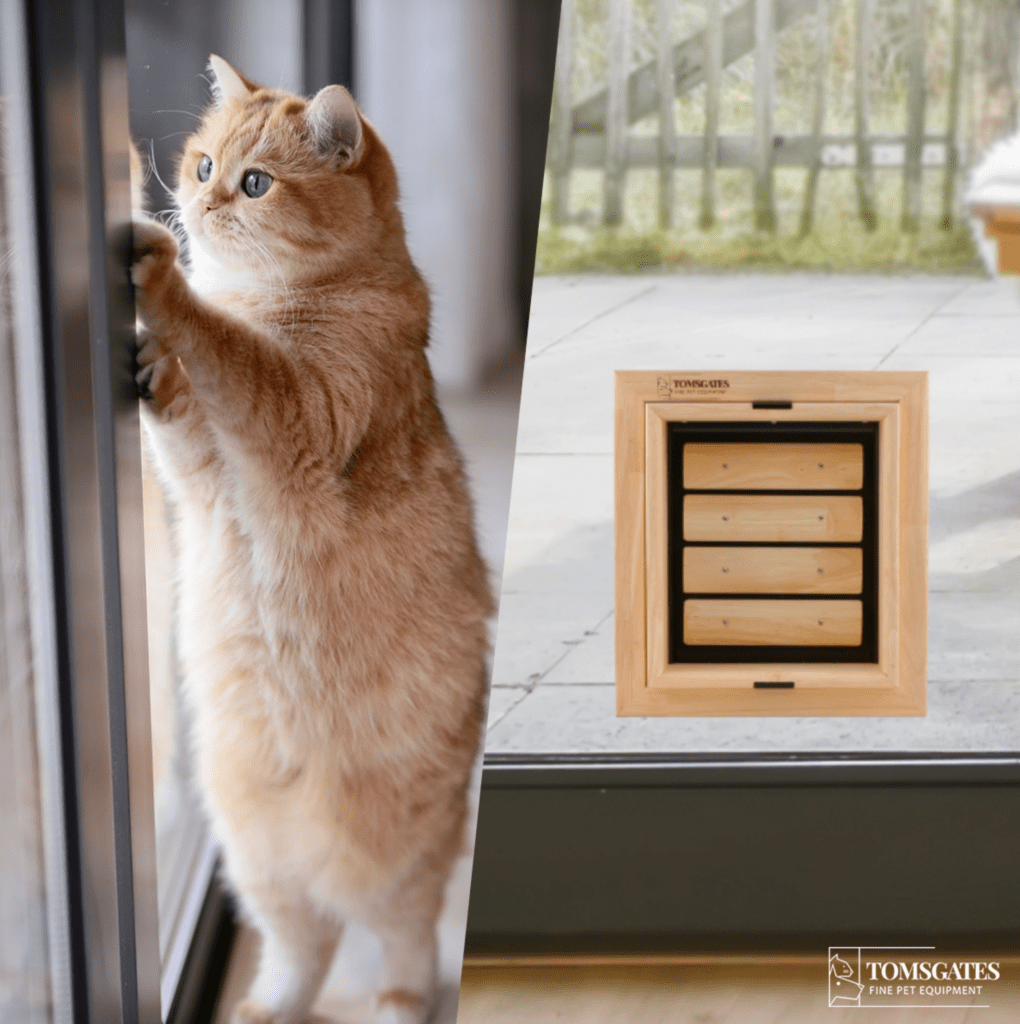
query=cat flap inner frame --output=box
[615,371,928,717]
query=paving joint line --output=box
[873,280,970,368]
[485,687,535,734]
[529,284,657,360]
[495,607,615,701]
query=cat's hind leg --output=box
[372,920,438,1024]
[231,888,341,1024]
[362,872,450,1024]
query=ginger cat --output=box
[131,57,492,1024]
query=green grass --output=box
[535,221,984,276]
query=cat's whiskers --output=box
[236,232,295,329]
[143,139,176,202]
[153,207,187,241]
[153,108,204,123]
[236,220,298,335]
[147,207,192,272]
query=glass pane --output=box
[0,59,55,1024]
[490,0,1020,755]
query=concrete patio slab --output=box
[485,680,1020,754]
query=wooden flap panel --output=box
[683,599,863,646]
[683,547,863,594]
[683,442,864,490]
[683,494,864,542]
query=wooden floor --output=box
[457,957,1020,1023]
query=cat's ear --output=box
[208,55,257,106]
[305,85,364,169]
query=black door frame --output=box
[466,752,1020,955]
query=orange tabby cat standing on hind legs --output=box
[132,56,493,1024]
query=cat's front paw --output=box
[135,329,191,420]
[131,218,178,288]
[131,218,185,328]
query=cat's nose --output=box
[203,190,227,212]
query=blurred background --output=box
[538,0,1020,273]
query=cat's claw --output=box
[134,329,191,416]
[133,329,161,403]
[135,328,164,369]
[135,362,155,402]
[132,332,154,401]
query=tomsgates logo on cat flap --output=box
[828,947,1000,1008]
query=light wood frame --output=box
[615,371,928,716]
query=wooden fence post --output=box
[799,0,830,235]
[753,0,776,232]
[550,0,576,227]
[604,0,631,227]
[901,0,926,232]
[700,0,723,230]
[655,0,678,229]
[941,0,964,230]
[854,0,878,230]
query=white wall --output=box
[357,0,516,389]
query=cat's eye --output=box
[197,155,213,182]
[242,170,273,198]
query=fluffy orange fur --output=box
[132,58,492,1024]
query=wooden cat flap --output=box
[614,371,928,717]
